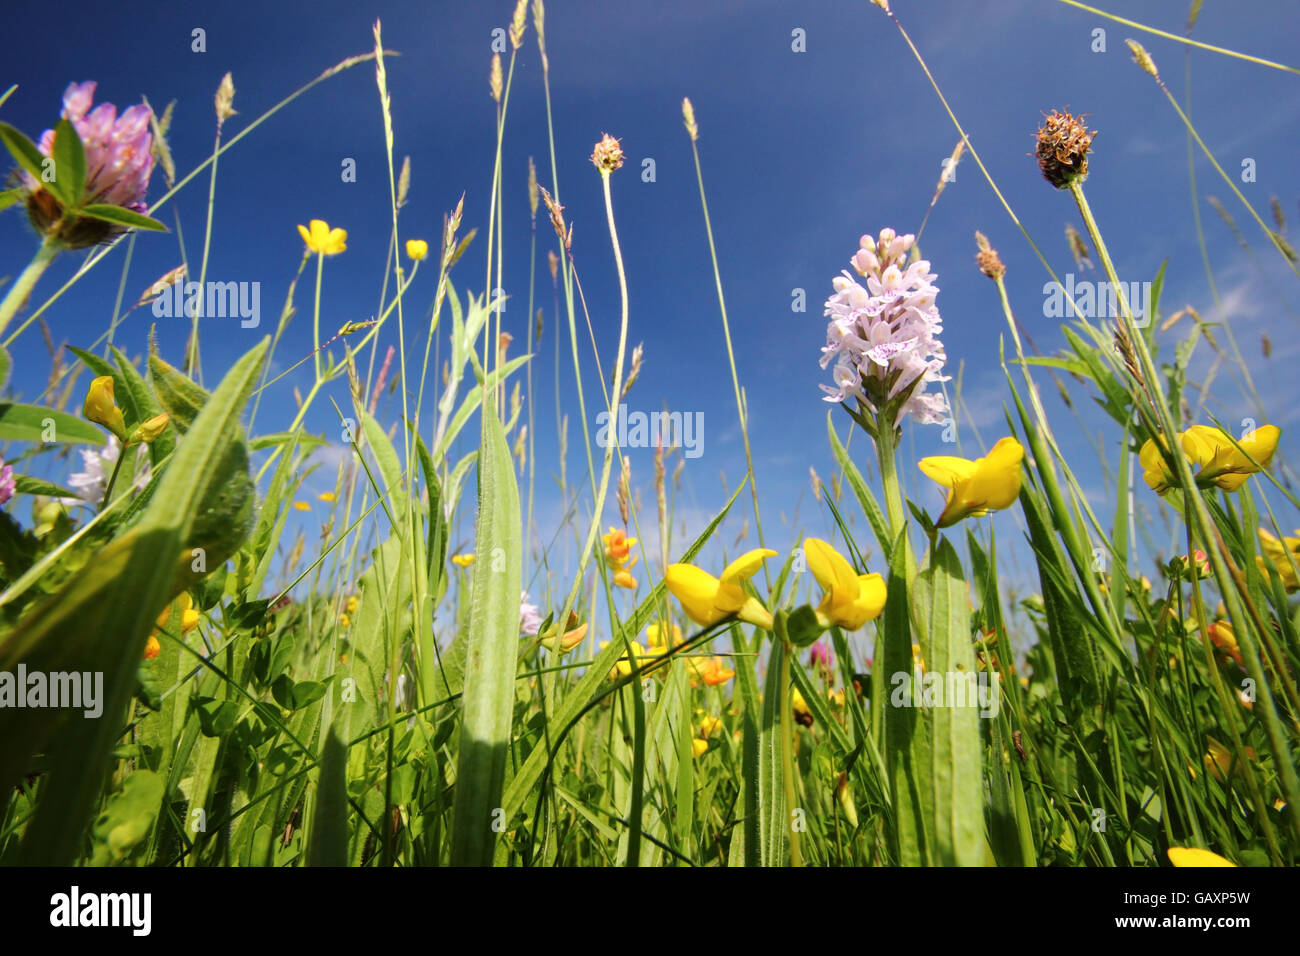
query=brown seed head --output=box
[528,156,539,219]
[974,231,1006,280]
[591,133,624,174]
[1035,110,1097,189]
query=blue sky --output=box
[2,0,1298,610]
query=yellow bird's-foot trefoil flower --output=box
[803,538,886,631]
[1256,527,1300,591]
[918,436,1024,528]
[1181,424,1280,491]
[687,656,736,687]
[1167,847,1236,868]
[83,376,128,442]
[1139,435,1178,495]
[603,527,639,590]
[127,412,169,445]
[665,548,776,630]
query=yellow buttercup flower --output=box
[405,238,429,261]
[297,219,348,255]
[1167,847,1236,868]
[127,412,169,445]
[83,376,127,441]
[691,738,709,758]
[451,553,475,568]
[292,501,311,512]
[917,436,1024,528]
[318,491,337,503]
[345,595,359,615]
[1181,424,1280,492]
[803,538,886,631]
[665,549,776,630]
[1257,527,1300,591]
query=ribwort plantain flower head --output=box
[1035,110,1096,190]
[821,228,949,428]
[24,82,156,247]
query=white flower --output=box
[519,592,542,637]
[62,436,151,507]
[821,228,949,427]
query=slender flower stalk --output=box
[0,236,61,337]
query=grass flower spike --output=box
[665,548,776,630]
[917,437,1025,528]
[802,537,886,631]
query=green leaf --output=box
[0,402,105,445]
[785,604,824,647]
[306,722,349,866]
[89,770,164,865]
[0,122,47,188]
[250,431,328,452]
[48,118,85,209]
[12,474,79,499]
[913,537,983,866]
[450,390,523,866]
[883,526,926,865]
[148,349,209,433]
[0,188,19,213]
[0,344,11,393]
[828,412,890,558]
[272,675,328,711]
[759,636,788,867]
[78,203,168,232]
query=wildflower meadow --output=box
[0,0,1297,901]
